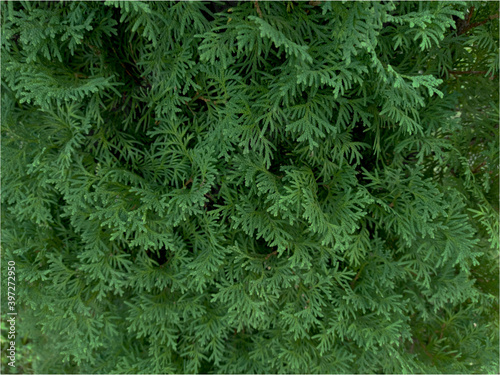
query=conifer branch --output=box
[2,1,497,372]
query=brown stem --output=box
[457,6,498,35]
[184,101,196,116]
[471,161,487,174]
[412,336,435,363]
[350,267,364,289]
[419,341,435,363]
[183,177,193,188]
[467,13,499,31]
[467,6,475,24]
[449,70,489,75]
[204,193,216,202]
[264,250,278,261]
[439,323,446,340]
[254,1,263,18]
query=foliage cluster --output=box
[1,1,499,373]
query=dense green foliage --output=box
[1,1,499,373]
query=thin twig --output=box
[264,250,278,261]
[449,70,489,75]
[466,13,499,32]
[254,0,263,18]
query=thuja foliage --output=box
[1,1,499,373]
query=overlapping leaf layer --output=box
[1,1,498,373]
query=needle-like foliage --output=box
[1,1,498,373]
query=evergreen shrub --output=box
[1,1,499,373]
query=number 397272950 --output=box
[7,260,16,310]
